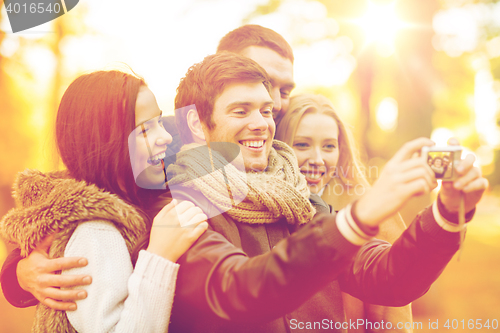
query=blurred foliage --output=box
[246,0,500,186]
[0,3,90,209]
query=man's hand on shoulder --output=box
[17,235,92,311]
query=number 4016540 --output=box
[444,319,498,330]
[5,2,62,14]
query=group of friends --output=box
[0,25,489,333]
[427,154,453,179]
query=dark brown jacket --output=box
[163,187,462,333]
[2,188,465,333]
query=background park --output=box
[1,0,499,331]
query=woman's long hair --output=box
[56,70,160,263]
[275,94,370,189]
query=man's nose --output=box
[248,110,268,131]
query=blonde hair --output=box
[275,94,369,188]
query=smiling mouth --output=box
[301,171,325,183]
[147,151,166,166]
[239,140,265,149]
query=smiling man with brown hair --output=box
[165,51,487,333]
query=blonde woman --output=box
[276,93,412,333]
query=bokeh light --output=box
[430,127,455,146]
[474,69,500,147]
[354,0,405,57]
[375,97,398,131]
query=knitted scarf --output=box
[166,140,315,225]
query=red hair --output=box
[56,70,147,205]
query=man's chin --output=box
[244,160,268,172]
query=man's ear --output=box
[186,108,206,143]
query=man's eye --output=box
[158,118,165,128]
[281,91,290,98]
[262,109,272,115]
[234,110,246,115]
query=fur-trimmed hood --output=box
[1,169,148,333]
[0,169,146,258]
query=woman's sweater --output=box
[0,169,178,333]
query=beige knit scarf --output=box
[166,140,315,225]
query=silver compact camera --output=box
[421,146,462,181]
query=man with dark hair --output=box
[164,52,487,333]
[217,25,295,122]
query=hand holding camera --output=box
[436,138,489,215]
[355,137,438,227]
[354,137,488,228]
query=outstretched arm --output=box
[340,137,487,306]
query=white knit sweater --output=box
[62,220,179,333]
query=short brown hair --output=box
[175,52,271,144]
[217,24,294,63]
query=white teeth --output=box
[241,140,264,148]
[301,172,323,180]
[149,152,166,165]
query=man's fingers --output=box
[38,273,92,288]
[447,137,460,146]
[398,167,435,188]
[404,178,431,197]
[398,158,435,179]
[455,153,475,175]
[42,298,78,311]
[44,256,89,273]
[41,287,88,302]
[453,166,481,191]
[462,177,489,193]
[392,138,435,163]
